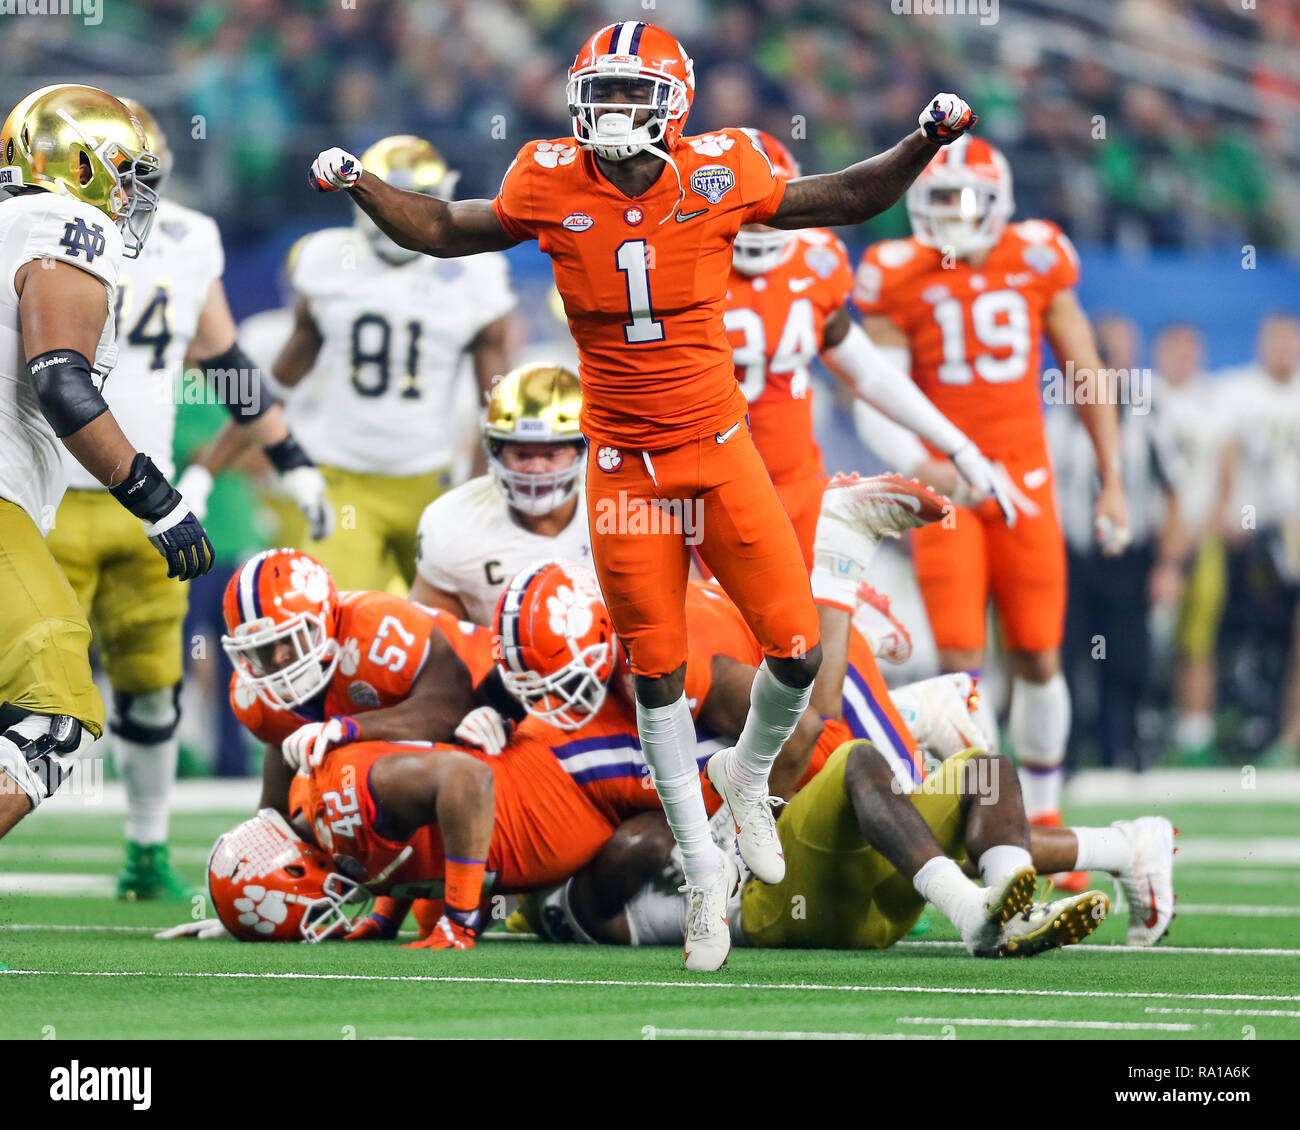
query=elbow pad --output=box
[199,343,274,422]
[27,349,109,437]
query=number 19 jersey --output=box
[493,128,786,449]
[853,219,1079,459]
[287,228,515,475]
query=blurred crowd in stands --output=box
[4,0,1300,250]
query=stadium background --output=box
[4,0,1300,776]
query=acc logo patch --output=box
[563,212,594,232]
[596,445,623,472]
[690,164,735,205]
[1023,244,1059,275]
[348,681,380,708]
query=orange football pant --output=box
[772,473,828,571]
[586,421,821,678]
[910,452,1067,655]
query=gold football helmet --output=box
[116,96,172,193]
[1,84,160,257]
[484,364,585,515]
[355,134,459,264]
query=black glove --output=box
[110,453,215,580]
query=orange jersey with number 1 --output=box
[725,228,853,483]
[493,128,786,449]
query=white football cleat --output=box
[994,890,1109,958]
[1112,816,1175,945]
[682,852,740,972]
[812,474,951,606]
[890,673,991,760]
[962,864,1037,956]
[705,749,785,884]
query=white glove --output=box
[919,93,977,144]
[155,918,231,940]
[309,147,362,192]
[175,464,215,524]
[950,441,1017,527]
[454,706,510,756]
[282,716,360,772]
[281,465,334,540]
[1096,513,1133,557]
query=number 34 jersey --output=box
[62,197,224,491]
[853,219,1080,459]
[286,228,515,476]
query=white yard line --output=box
[1146,1007,1300,1019]
[0,873,116,896]
[897,1016,1198,1032]
[1065,768,1300,804]
[3,969,1298,1003]
[895,940,1300,957]
[1176,903,1300,917]
[641,1026,938,1040]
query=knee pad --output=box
[0,705,87,810]
[109,683,182,744]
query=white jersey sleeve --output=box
[0,193,123,531]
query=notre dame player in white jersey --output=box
[273,135,516,592]
[0,85,213,845]
[43,99,330,899]
[410,363,591,624]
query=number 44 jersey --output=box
[853,219,1080,460]
[61,197,223,491]
[286,228,515,476]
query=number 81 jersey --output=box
[853,219,1080,458]
[286,227,515,475]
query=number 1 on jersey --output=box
[616,240,664,345]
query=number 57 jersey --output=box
[853,219,1080,460]
[286,228,515,475]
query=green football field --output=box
[2,773,1298,1041]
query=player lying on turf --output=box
[508,593,1173,953]
[311,17,987,971]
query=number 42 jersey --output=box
[286,228,515,476]
[853,219,1080,459]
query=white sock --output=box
[1072,825,1133,873]
[1010,673,1070,817]
[912,855,982,936]
[116,734,178,845]
[977,844,1033,888]
[636,694,720,887]
[728,662,811,798]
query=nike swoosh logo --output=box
[788,277,816,292]
[1023,467,1050,490]
[676,208,708,223]
[715,422,741,444]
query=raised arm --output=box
[309,149,519,258]
[769,95,976,231]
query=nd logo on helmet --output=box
[58,217,108,263]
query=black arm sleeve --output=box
[27,349,109,437]
[197,342,276,423]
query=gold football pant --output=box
[46,489,187,695]
[0,498,104,736]
[279,465,452,593]
[740,744,975,949]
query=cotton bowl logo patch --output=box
[596,445,623,472]
[563,212,594,232]
[690,165,735,205]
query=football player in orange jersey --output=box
[725,129,1012,567]
[309,19,983,971]
[854,136,1130,871]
